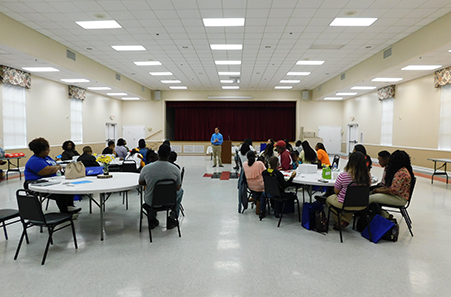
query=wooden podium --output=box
[221,140,232,164]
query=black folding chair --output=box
[179,167,185,217]
[263,175,301,227]
[0,208,20,240]
[379,177,416,236]
[331,155,340,168]
[139,179,181,242]
[327,184,372,243]
[14,189,78,265]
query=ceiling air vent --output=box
[341,73,346,80]
[116,73,121,81]
[383,47,392,59]
[66,49,76,61]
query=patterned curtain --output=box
[378,85,395,100]
[68,85,86,100]
[434,67,451,88]
[0,65,31,89]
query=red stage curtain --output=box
[166,101,296,141]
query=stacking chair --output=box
[263,175,301,227]
[331,155,340,169]
[179,167,185,217]
[139,179,181,242]
[14,189,78,265]
[379,177,416,236]
[122,160,138,173]
[327,184,372,243]
[0,208,20,240]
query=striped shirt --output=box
[334,171,354,203]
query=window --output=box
[2,84,27,149]
[380,98,394,145]
[70,98,83,144]
[438,84,451,150]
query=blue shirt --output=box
[24,155,57,181]
[211,132,223,145]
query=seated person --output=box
[300,140,317,164]
[125,148,145,170]
[115,138,128,159]
[168,151,180,169]
[353,144,372,170]
[315,142,331,167]
[260,156,296,219]
[369,150,413,218]
[284,139,293,152]
[234,138,254,169]
[138,139,149,162]
[275,140,292,170]
[291,150,301,169]
[326,151,371,230]
[102,140,116,155]
[294,140,303,154]
[242,150,266,196]
[139,144,183,230]
[259,143,276,168]
[24,137,81,214]
[371,150,391,191]
[61,140,80,161]
[77,146,100,167]
[146,149,158,164]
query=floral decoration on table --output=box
[96,154,114,175]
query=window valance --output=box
[434,67,451,88]
[0,65,31,89]
[68,85,85,100]
[378,85,395,100]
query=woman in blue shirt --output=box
[24,137,81,214]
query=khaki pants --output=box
[369,193,407,218]
[212,145,222,166]
[326,194,365,224]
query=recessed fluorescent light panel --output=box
[76,20,122,29]
[287,72,310,76]
[122,97,140,100]
[134,61,162,66]
[61,79,89,83]
[324,97,343,100]
[170,86,188,89]
[275,86,293,89]
[210,44,243,50]
[87,87,111,90]
[112,45,145,51]
[296,60,324,65]
[218,72,240,76]
[161,80,181,83]
[149,72,172,76]
[401,65,442,71]
[222,86,239,89]
[330,18,377,27]
[220,80,234,83]
[22,67,59,72]
[107,92,127,96]
[351,86,377,90]
[372,78,403,82]
[336,93,357,96]
[280,80,300,83]
[203,18,245,27]
[215,60,241,65]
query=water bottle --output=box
[333,163,338,171]
[56,169,62,177]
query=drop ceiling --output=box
[1,0,451,96]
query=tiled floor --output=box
[1,155,450,296]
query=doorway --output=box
[347,123,359,155]
[105,123,117,145]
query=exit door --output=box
[347,124,359,155]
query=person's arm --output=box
[37,164,61,176]
[211,134,216,144]
[217,134,223,145]
[280,152,292,170]
[387,170,409,196]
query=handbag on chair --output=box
[65,162,86,179]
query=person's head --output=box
[295,140,302,147]
[163,140,171,146]
[378,150,391,167]
[138,139,146,149]
[117,138,125,146]
[169,151,178,163]
[62,140,75,151]
[345,151,370,185]
[267,139,275,145]
[240,138,253,155]
[246,150,256,166]
[29,137,50,157]
[108,140,115,148]
[275,140,286,153]
[129,148,139,156]
[82,146,93,155]
[215,127,219,134]
[291,150,299,161]
[384,150,413,186]
[353,144,367,155]
[146,149,158,163]
[263,143,274,157]
[315,142,326,152]
[268,156,279,169]
[158,144,171,161]
[301,141,317,163]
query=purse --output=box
[65,161,86,179]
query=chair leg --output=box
[338,212,343,243]
[42,227,54,265]
[365,213,373,243]
[45,197,50,210]
[139,208,144,232]
[145,210,153,242]
[402,209,414,236]
[176,218,181,238]
[1,221,7,240]
[296,199,301,222]
[70,220,78,249]
[14,228,27,260]
[180,203,185,217]
[326,207,331,233]
[277,202,286,227]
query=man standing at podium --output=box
[211,127,224,167]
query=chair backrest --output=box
[122,160,138,172]
[263,174,281,198]
[405,177,416,207]
[332,155,340,168]
[152,179,177,206]
[342,184,370,208]
[16,189,46,223]
[236,149,243,168]
[181,167,185,186]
